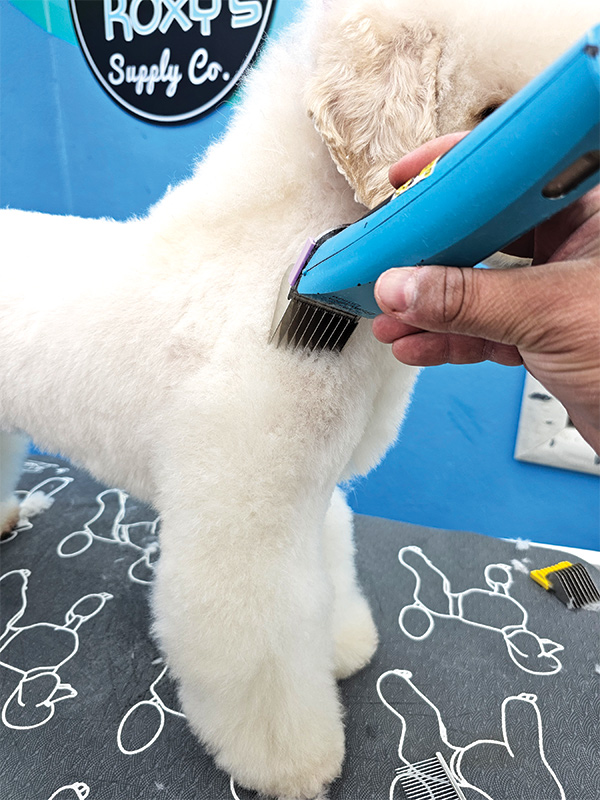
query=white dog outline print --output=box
[377,669,566,800]
[57,488,160,585]
[117,662,186,755]
[47,783,91,800]
[397,546,563,675]
[118,672,253,800]
[0,569,112,729]
[21,459,70,476]
[117,662,324,800]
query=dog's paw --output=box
[333,592,378,680]
[0,497,21,538]
[180,677,344,799]
[219,717,344,799]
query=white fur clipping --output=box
[514,539,532,551]
[0,498,20,534]
[18,490,54,522]
[510,558,531,575]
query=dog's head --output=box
[306,0,598,207]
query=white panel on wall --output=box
[515,373,600,476]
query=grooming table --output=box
[1,457,598,800]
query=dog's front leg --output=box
[324,487,378,680]
[151,366,362,797]
[153,497,342,798]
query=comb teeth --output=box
[548,563,600,609]
[530,562,600,609]
[395,753,467,800]
[272,292,359,353]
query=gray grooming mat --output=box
[1,457,598,800]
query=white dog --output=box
[0,1,596,796]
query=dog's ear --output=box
[307,9,442,208]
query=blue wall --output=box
[2,1,598,551]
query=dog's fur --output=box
[0,1,597,796]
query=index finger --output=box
[389,132,468,188]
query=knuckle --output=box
[439,267,469,325]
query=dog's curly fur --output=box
[0,1,596,796]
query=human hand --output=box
[373,133,600,452]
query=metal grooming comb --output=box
[270,230,360,353]
[530,561,600,609]
[269,26,600,354]
[270,288,359,352]
[394,753,467,800]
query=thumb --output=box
[374,264,566,351]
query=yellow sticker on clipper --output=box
[395,156,441,197]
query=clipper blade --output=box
[530,561,600,609]
[269,230,359,353]
[270,288,359,353]
[394,753,467,800]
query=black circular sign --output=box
[69,0,276,125]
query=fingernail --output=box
[376,268,418,313]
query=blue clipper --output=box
[271,24,600,352]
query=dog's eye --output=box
[475,103,502,122]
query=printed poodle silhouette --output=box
[117,663,185,755]
[377,669,565,800]
[119,675,252,800]
[0,569,112,729]
[48,783,90,800]
[397,546,563,675]
[118,670,280,800]
[21,460,70,476]
[57,488,160,585]
[230,777,260,799]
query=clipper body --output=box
[271,25,600,352]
